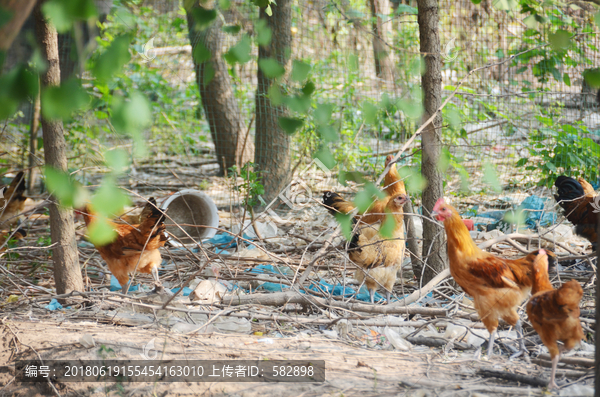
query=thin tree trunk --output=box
[27,85,40,194]
[0,0,36,52]
[404,199,421,278]
[417,0,446,283]
[185,1,253,175]
[368,0,394,82]
[255,0,292,203]
[34,2,84,296]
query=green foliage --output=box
[0,65,39,119]
[44,167,89,208]
[92,34,133,82]
[482,161,502,193]
[41,78,89,120]
[379,212,396,239]
[42,0,97,33]
[230,162,265,209]
[335,212,352,241]
[224,35,252,64]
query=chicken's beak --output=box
[431,210,441,221]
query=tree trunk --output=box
[27,85,40,194]
[34,2,84,296]
[254,0,292,203]
[185,1,253,175]
[417,0,446,283]
[368,0,394,82]
[0,0,36,52]
[404,199,422,278]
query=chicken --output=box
[78,198,168,294]
[322,155,406,225]
[0,172,27,227]
[348,193,407,303]
[577,177,595,197]
[432,198,557,357]
[0,228,27,253]
[554,176,598,247]
[526,249,583,390]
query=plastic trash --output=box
[110,276,139,292]
[231,220,278,239]
[384,327,411,351]
[45,299,63,311]
[334,319,352,339]
[79,334,95,348]
[191,280,227,303]
[170,287,193,296]
[214,317,252,333]
[206,233,254,250]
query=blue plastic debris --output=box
[45,299,63,311]
[483,195,557,232]
[206,233,255,250]
[110,275,139,292]
[171,287,193,296]
[258,282,289,292]
[308,279,355,298]
[248,264,294,276]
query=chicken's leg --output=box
[549,354,560,390]
[121,280,132,295]
[486,329,496,358]
[369,289,375,304]
[509,320,527,359]
[385,290,391,304]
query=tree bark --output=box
[185,1,253,175]
[368,0,394,82]
[0,0,36,52]
[34,2,84,296]
[404,199,422,278]
[417,0,446,283]
[27,85,40,194]
[254,0,292,203]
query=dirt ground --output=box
[0,315,593,397]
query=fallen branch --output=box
[221,291,448,316]
[404,336,472,350]
[477,368,547,387]
[536,354,595,368]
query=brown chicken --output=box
[0,228,27,253]
[78,198,168,294]
[527,249,583,390]
[323,155,406,224]
[0,172,27,227]
[432,198,556,357]
[554,176,598,247]
[349,194,407,303]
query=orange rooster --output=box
[554,176,598,247]
[323,155,406,224]
[577,177,595,197]
[432,198,556,357]
[527,249,583,390]
[77,198,168,294]
[0,172,27,227]
[349,194,407,303]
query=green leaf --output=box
[291,60,311,82]
[91,179,131,217]
[516,158,528,167]
[595,11,600,28]
[491,0,517,11]
[583,69,600,88]
[398,167,427,194]
[192,42,211,63]
[482,161,502,193]
[379,212,396,239]
[563,72,571,87]
[203,62,215,86]
[548,29,571,51]
[347,53,358,72]
[302,81,315,96]
[437,148,451,173]
[224,34,251,64]
[267,83,283,106]
[41,78,89,120]
[335,212,352,240]
[258,58,285,78]
[362,101,378,124]
[44,167,89,208]
[87,216,117,246]
[255,18,272,46]
[446,107,461,128]
[111,92,151,139]
[394,4,418,14]
[318,125,338,143]
[0,6,13,30]
[470,0,482,4]
[523,15,537,29]
[223,24,241,34]
[314,146,336,169]
[42,0,97,33]
[314,103,333,125]
[0,65,39,119]
[278,117,304,134]
[219,0,232,10]
[105,149,129,175]
[398,99,423,120]
[353,183,385,212]
[190,7,217,30]
[92,34,132,82]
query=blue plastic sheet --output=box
[110,275,140,292]
[482,195,557,231]
[171,287,193,296]
[206,233,255,249]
